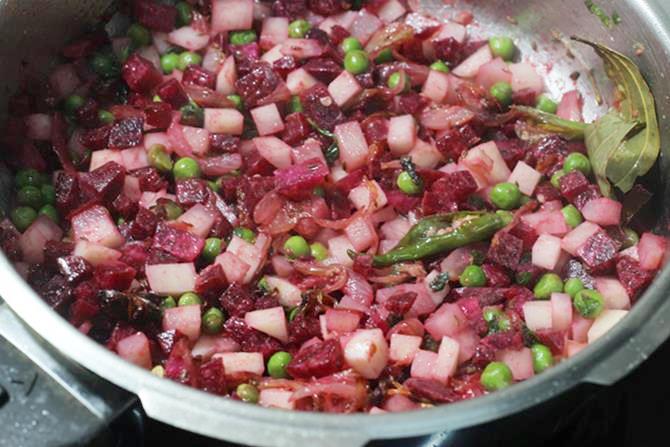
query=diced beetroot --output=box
[219,283,255,317]
[194,264,227,296]
[156,78,189,108]
[487,232,523,270]
[79,161,125,202]
[144,102,172,129]
[152,222,205,262]
[281,112,311,146]
[108,117,144,149]
[134,0,177,32]
[234,61,280,108]
[175,179,210,207]
[122,54,163,93]
[199,358,228,395]
[94,261,137,290]
[616,256,655,300]
[482,263,511,287]
[574,185,602,211]
[300,84,343,131]
[535,330,567,356]
[275,159,328,201]
[404,377,458,403]
[80,124,112,151]
[129,207,159,240]
[559,170,590,202]
[57,255,93,284]
[182,65,216,90]
[576,230,621,274]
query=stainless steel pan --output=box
[2,1,670,446]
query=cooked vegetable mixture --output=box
[1,0,666,413]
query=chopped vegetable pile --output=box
[1,0,667,413]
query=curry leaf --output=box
[572,37,660,194]
[512,106,588,140]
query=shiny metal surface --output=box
[1,1,670,446]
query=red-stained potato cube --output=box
[71,205,124,248]
[377,0,407,24]
[215,56,237,95]
[215,252,250,283]
[214,352,265,376]
[251,103,285,136]
[245,306,289,342]
[328,70,363,108]
[259,389,295,409]
[350,10,383,46]
[265,276,303,307]
[344,216,377,252]
[146,263,197,295]
[551,293,573,332]
[280,39,324,59]
[211,0,253,32]
[204,108,244,135]
[424,303,468,340]
[325,309,361,334]
[452,45,492,78]
[168,26,209,51]
[344,329,389,379]
[638,232,667,271]
[433,336,460,384]
[25,114,53,141]
[253,136,292,168]
[73,241,122,266]
[508,161,542,196]
[286,68,318,96]
[349,180,388,211]
[177,204,217,238]
[421,70,450,103]
[387,114,417,155]
[162,305,202,341]
[587,310,628,343]
[509,62,544,94]
[497,348,534,381]
[561,221,601,255]
[390,334,422,365]
[335,121,369,172]
[260,17,289,51]
[595,277,631,310]
[532,234,563,270]
[19,216,64,264]
[116,332,152,369]
[476,57,512,90]
[521,210,569,236]
[556,90,584,122]
[182,126,210,156]
[523,301,553,331]
[581,197,622,226]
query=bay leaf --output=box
[573,37,660,194]
[584,110,641,196]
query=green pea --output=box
[460,265,486,287]
[489,182,521,210]
[40,184,56,205]
[531,344,554,373]
[236,383,259,403]
[481,361,513,391]
[233,227,256,243]
[622,228,639,249]
[160,52,180,74]
[127,23,152,47]
[533,273,563,299]
[227,94,243,110]
[290,95,303,113]
[151,365,166,377]
[536,94,558,114]
[178,292,202,306]
[284,235,310,259]
[10,206,37,232]
[387,71,409,91]
[162,200,183,220]
[202,307,225,334]
[207,180,220,193]
[229,30,257,46]
[488,36,515,61]
[17,186,44,209]
[313,186,325,197]
[483,307,502,323]
[430,60,450,73]
[91,52,118,79]
[310,242,328,261]
[64,95,86,115]
[148,144,173,173]
[564,277,584,299]
[117,216,126,226]
[118,44,134,63]
[515,271,532,286]
[288,19,310,38]
[561,204,583,228]
[563,152,592,176]
[267,351,292,378]
[490,81,513,107]
[483,307,510,332]
[202,237,223,263]
[374,48,393,63]
[496,210,514,226]
[15,169,44,188]
[38,204,59,223]
[396,171,422,195]
[258,276,270,292]
[98,109,115,124]
[573,289,604,319]
[161,296,177,309]
[173,157,201,179]
[179,101,204,127]
[175,1,193,26]
[343,50,369,75]
[340,37,362,53]
[550,169,566,189]
[177,51,203,71]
